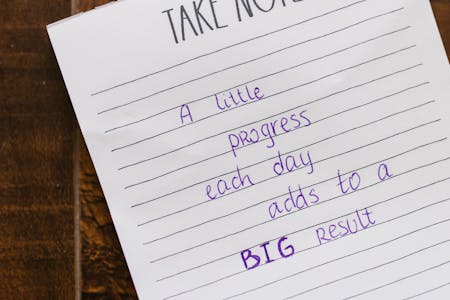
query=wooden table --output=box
[0,1,449,298]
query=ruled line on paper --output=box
[131,111,437,209]
[401,282,450,300]
[92,0,369,99]
[282,247,450,300]
[119,69,425,171]
[105,26,411,134]
[341,263,450,300]
[112,45,415,153]
[158,198,450,286]
[162,214,450,300]
[142,142,445,245]
[149,156,450,264]
[126,82,428,190]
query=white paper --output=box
[47,0,450,299]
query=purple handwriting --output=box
[228,110,312,157]
[315,208,376,245]
[206,165,254,200]
[240,236,295,270]
[179,103,194,125]
[338,163,393,195]
[337,169,361,195]
[273,149,314,176]
[215,84,263,111]
[378,163,393,181]
[268,184,319,219]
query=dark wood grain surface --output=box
[0,0,75,299]
[0,1,449,299]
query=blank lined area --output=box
[281,239,450,300]
[339,260,450,300]
[402,282,450,300]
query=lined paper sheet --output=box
[47,0,450,298]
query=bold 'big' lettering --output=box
[240,236,295,270]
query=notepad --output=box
[48,0,450,298]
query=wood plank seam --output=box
[71,1,82,300]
